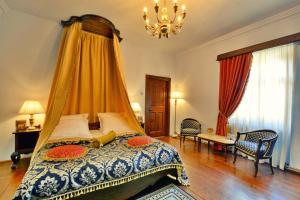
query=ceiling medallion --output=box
[143,0,186,39]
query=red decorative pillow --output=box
[44,145,88,161]
[127,136,153,148]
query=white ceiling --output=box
[5,0,300,53]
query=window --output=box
[230,44,294,169]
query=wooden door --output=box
[145,75,170,137]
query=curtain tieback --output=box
[219,111,227,119]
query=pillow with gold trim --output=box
[97,112,135,136]
[47,117,93,144]
[44,145,88,161]
[127,136,153,148]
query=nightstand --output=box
[11,129,40,169]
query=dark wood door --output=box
[145,75,170,137]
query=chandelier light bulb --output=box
[154,0,159,4]
[173,0,178,4]
[144,7,148,13]
[181,5,186,11]
[145,19,150,24]
[178,16,182,22]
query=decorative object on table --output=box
[197,133,235,159]
[180,118,201,146]
[127,136,153,148]
[131,102,144,123]
[233,129,278,177]
[11,129,41,169]
[142,0,187,39]
[44,145,88,161]
[19,100,44,130]
[207,128,213,134]
[15,120,27,131]
[171,91,183,137]
[137,184,195,200]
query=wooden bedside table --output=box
[11,129,40,169]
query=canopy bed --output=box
[13,15,188,200]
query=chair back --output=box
[245,129,277,143]
[181,118,201,131]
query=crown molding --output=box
[179,4,300,56]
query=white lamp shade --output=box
[131,102,142,112]
[19,100,44,115]
[171,91,183,99]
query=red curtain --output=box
[216,53,253,137]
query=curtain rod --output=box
[217,32,300,61]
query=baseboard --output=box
[286,167,300,175]
[0,159,11,164]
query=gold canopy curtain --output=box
[32,23,143,161]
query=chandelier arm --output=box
[171,12,177,24]
[155,11,161,24]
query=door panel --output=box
[145,75,170,137]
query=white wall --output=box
[174,7,300,169]
[121,40,176,121]
[0,9,175,161]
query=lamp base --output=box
[27,126,36,130]
[170,132,178,138]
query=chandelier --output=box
[143,0,186,38]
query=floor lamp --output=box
[171,92,183,137]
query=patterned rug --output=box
[137,184,196,200]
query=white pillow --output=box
[48,118,93,144]
[89,129,103,137]
[60,113,89,120]
[97,112,135,136]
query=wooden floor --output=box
[1,137,300,200]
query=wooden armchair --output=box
[180,118,201,146]
[233,129,278,177]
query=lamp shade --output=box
[19,100,44,115]
[131,102,142,112]
[171,91,183,99]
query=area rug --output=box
[137,184,196,200]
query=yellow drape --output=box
[32,23,143,162]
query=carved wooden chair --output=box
[180,118,201,147]
[233,129,278,177]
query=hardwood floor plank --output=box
[1,137,300,199]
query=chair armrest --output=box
[257,135,278,158]
[235,132,248,143]
[260,135,278,143]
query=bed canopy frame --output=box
[61,14,122,42]
[32,14,143,160]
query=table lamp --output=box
[19,100,44,130]
[131,102,143,123]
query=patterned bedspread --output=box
[13,134,189,200]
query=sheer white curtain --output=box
[230,44,295,170]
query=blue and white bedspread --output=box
[13,134,189,200]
